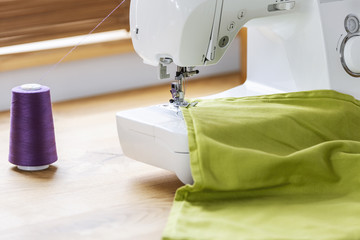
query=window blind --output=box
[0,0,130,48]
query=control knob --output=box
[343,36,360,75]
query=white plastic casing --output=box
[319,0,360,95]
[130,0,216,66]
[130,0,298,67]
[116,106,192,183]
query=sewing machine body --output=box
[117,0,360,184]
[116,83,284,184]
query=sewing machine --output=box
[117,0,360,184]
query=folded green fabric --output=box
[163,90,360,240]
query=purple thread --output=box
[39,0,127,82]
[9,86,58,167]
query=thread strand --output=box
[39,0,127,81]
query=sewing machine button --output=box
[227,22,236,31]
[237,9,246,20]
[345,15,359,34]
[219,36,229,48]
[274,2,295,11]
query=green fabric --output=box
[163,90,360,240]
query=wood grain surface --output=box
[0,73,241,240]
[0,0,130,47]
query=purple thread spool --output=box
[9,84,58,171]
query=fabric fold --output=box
[163,90,360,240]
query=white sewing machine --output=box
[117,0,360,184]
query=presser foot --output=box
[169,98,189,108]
[169,66,199,108]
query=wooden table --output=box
[0,73,240,240]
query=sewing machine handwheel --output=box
[343,36,360,75]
